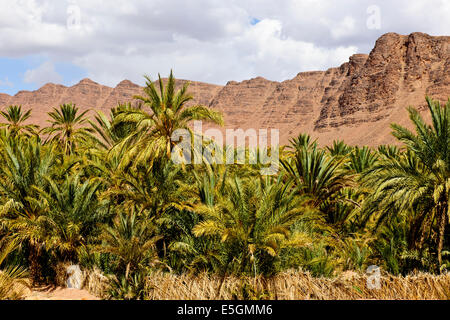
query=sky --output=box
[0,0,448,95]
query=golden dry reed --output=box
[102,270,450,300]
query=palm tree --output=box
[105,157,188,220]
[347,146,378,174]
[377,145,401,160]
[327,140,352,157]
[192,176,313,276]
[0,238,28,299]
[0,105,38,137]
[88,103,139,150]
[0,137,57,284]
[163,163,230,274]
[41,103,94,155]
[281,143,349,208]
[290,133,316,149]
[97,210,161,276]
[98,156,191,266]
[111,71,223,165]
[33,174,107,262]
[362,97,450,268]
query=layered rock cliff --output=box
[0,32,448,146]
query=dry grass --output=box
[0,270,29,300]
[84,267,110,298]
[54,263,109,298]
[0,239,29,300]
[136,270,450,300]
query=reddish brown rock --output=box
[0,32,449,147]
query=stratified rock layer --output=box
[0,32,449,146]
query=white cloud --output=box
[71,18,358,86]
[0,0,448,86]
[0,77,13,87]
[23,61,62,86]
[326,16,357,40]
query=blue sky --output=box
[0,56,86,95]
[250,18,260,25]
[0,0,448,95]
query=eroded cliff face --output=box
[316,33,450,131]
[0,32,448,146]
[209,32,449,146]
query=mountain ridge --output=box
[0,32,449,146]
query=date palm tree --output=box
[0,137,57,284]
[111,71,223,166]
[281,143,349,208]
[362,97,450,268]
[288,133,317,152]
[104,157,187,220]
[41,103,94,155]
[347,146,378,174]
[0,105,38,137]
[33,174,107,262]
[88,103,139,150]
[327,140,352,157]
[192,176,314,276]
[162,163,230,274]
[97,210,162,276]
[0,238,28,299]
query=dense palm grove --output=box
[0,71,449,299]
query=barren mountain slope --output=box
[0,32,448,146]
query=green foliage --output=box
[0,238,28,299]
[192,175,315,276]
[0,105,38,137]
[107,271,149,300]
[0,136,58,284]
[33,173,109,262]
[231,278,274,300]
[327,140,352,157]
[97,210,162,275]
[300,243,337,278]
[0,72,448,299]
[110,70,223,168]
[41,103,94,155]
[362,97,450,267]
[347,146,378,174]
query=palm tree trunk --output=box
[409,210,428,250]
[437,203,447,269]
[29,242,42,286]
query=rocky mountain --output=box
[0,32,449,146]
